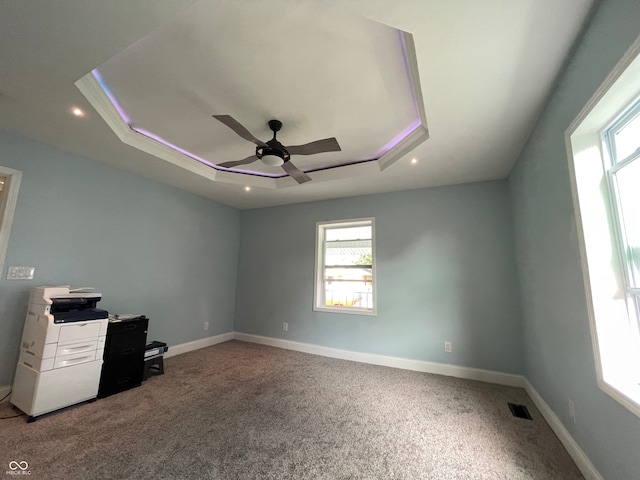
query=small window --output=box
[314,218,376,315]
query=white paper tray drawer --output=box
[54,350,97,369]
[56,340,98,358]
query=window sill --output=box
[599,378,640,418]
[313,305,377,317]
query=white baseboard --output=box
[524,379,604,480]
[164,332,234,359]
[0,385,11,403]
[233,332,526,388]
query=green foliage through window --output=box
[354,253,372,266]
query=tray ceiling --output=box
[77,2,428,188]
[0,0,596,208]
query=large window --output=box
[314,218,376,315]
[604,101,640,333]
[567,42,640,417]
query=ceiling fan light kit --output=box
[260,154,285,167]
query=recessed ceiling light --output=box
[245,186,251,192]
[411,158,418,164]
[71,107,85,117]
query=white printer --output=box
[11,286,109,421]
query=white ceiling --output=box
[0,0,595,209]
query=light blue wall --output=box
[235,181,524,374]
[508,1,640,479]
[0,130,241,387]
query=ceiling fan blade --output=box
[287,137,341,156]
[212,115,268,148]
[282,161,312,184]
[218,155,259,168]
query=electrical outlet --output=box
[283,322,288,332]
[444,341,452,353]
[204,321,209,331]
[568,399,576,423]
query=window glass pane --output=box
[614,111,640,161]
[323,266,373,309]
[321,224,373,310]
[325,240,372,266]
[614,158,640,288]
[325,225,371,241]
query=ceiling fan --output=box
[212,115,341,184]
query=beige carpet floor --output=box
[0,340,583,479]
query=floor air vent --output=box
[508,403,533,420]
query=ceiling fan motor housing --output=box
[256,143,290,165]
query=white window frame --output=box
[566,35,640,417]
[314,217,376,316]
[603,101,640,326]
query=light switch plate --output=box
[7,266,35,280]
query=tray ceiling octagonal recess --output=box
[76,0,428,189]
